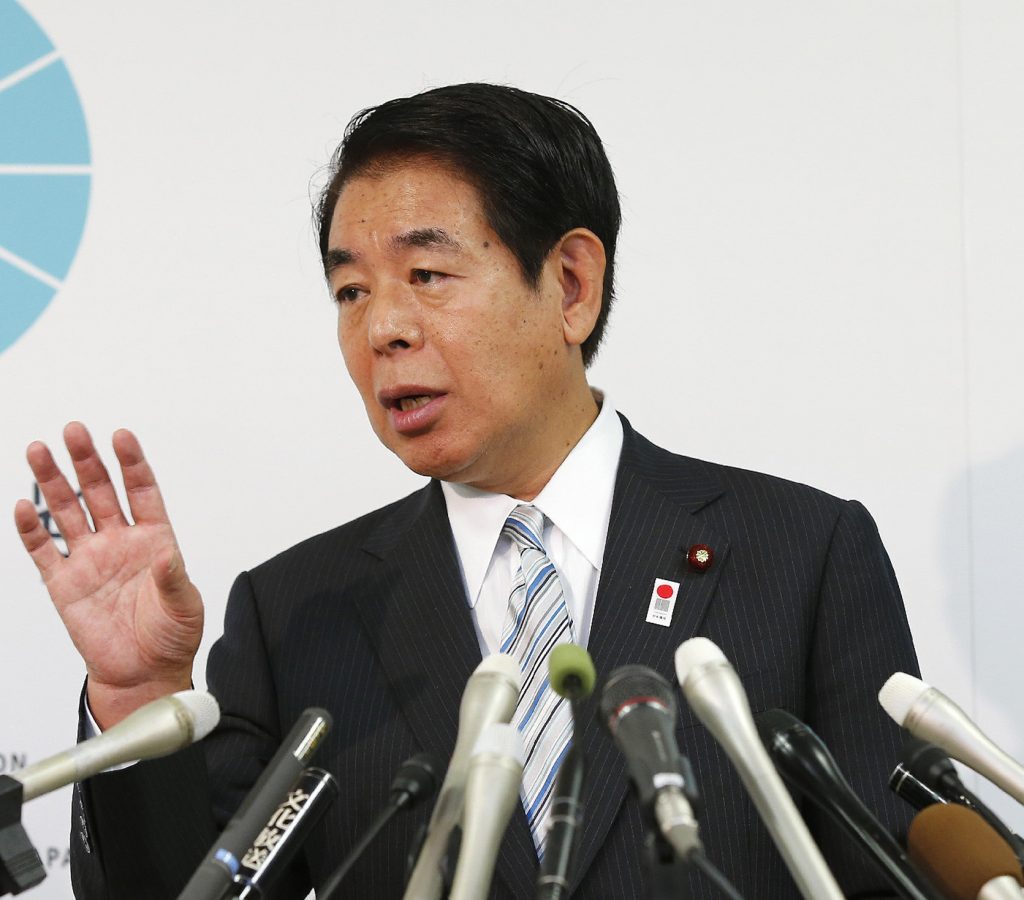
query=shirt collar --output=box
[441,391,624,608]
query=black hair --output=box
[314,83,621,366]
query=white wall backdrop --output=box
[1,1,1022,896]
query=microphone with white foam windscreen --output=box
[448,723,525,900]
[879,673,1024,807]
[403,653,521,900]
[12,689,220,802]
[674,638,843,900]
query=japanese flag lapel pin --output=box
[646,578,680,627]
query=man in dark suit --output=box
[15,84,918,898]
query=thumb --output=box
[151,546,199,613]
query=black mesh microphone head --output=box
[390,752,442,808]
[755,707,803,744]
[900,738,961,790]
[598,665,676,733]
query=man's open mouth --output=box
[394,395,434,412]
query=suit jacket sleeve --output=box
[802,499,920,897]
[69,571,312,900]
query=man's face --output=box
[327,159,581,493]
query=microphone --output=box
[892,739,1024,864]
[674,638,843,900]
[13,690,219,802]
[889,764,948,812]
[403,653,521,900]
[179,707,332,900]
[536,643,596,900]
[318,753,440,899]
[879,673,1024,806]
[907,803,1024,899]
[755,708,943,900]
[598,665,702,859]
[448,723,526,900]
[229,767,339,898]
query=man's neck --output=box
[466,385,601,501]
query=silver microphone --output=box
[448,723,525,900]
[403,653,521,900]
[674,638,843,900]
[879,673,1024,807]
[14,690,219,802]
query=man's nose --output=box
[367,282,423,354]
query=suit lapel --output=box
[354,481,538,899]
[570,421,732,889]
[354,481,481,760]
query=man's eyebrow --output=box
[323,228,464,276]
[389,227,464,254]
[324,248,358,274]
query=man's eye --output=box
[336,286,363,303]
[412,269,442,285]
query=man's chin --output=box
[389,443,475,484]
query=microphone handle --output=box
[763,726,942,900]
[536,743,585,900]
[17,694,195,802]
[178,708,331,900]
[230,767,339,898]
[684,670,842,899]
[448,753,522,900]
[403,666,519,900]
[908,695,1024,806]
[789,774,943,899]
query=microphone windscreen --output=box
[549,644,596,700]
[908,803,1023,898]
[673,636,727,685]
[878,673,931,726]
[599,665,675,726]
[390,753,441,808]
[173,690,221,741]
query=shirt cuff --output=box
[83,694,137,771]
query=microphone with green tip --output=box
[536,643,596,900]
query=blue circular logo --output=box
[0,0,91,355]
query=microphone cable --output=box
[319,752,440,900]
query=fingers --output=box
[13,498,64,579]
[65,421,129,531]
[26,439,92,547]
[112,429,171,525]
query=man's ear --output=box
[549,228,606,348]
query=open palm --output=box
[14,423,203,726]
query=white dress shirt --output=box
[440,392,623,655]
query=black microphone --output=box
[755,708,942,900]
[599,665,701,859]
[893,738,1024,865]
[227,767,338,898]
[178,708,332,900]
[536,643,596,900]
[318,752,441,900]
[889,761,948,811]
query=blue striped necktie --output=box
[500,504,575,855]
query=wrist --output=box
[86,673,194,730]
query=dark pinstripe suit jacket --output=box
[71,416,919,898]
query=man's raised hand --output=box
[13,423,204,729]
